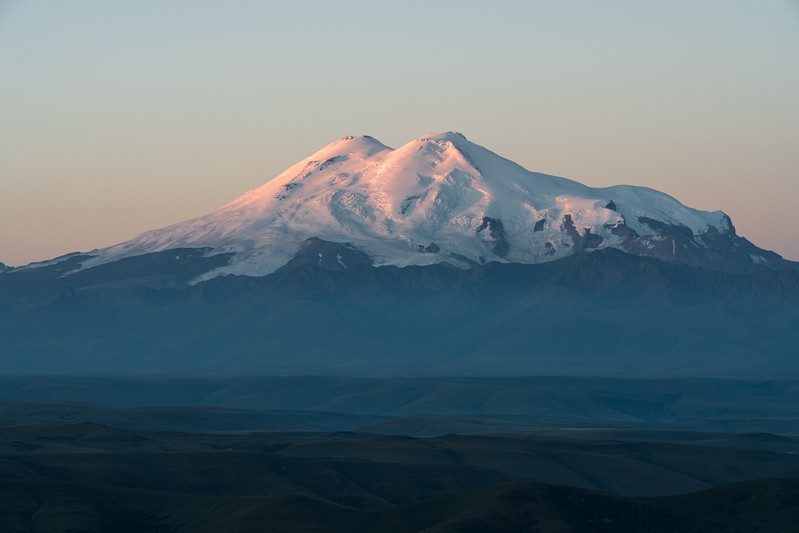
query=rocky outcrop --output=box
[605,216,792,273]
[562,214,604,252]
[277,238,373,272]
[477,217,510,258]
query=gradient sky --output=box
[1,1,797,266]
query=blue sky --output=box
[1,0,797,264]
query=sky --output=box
[1,0,797,266]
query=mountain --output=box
[61,131,791,282]
[1,132,797,377]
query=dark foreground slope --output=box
[1,419,798,533]
[6,477,798,533]
[1,248,798,377]
[2,375,798,531]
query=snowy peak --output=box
[78,132,789,280]
[416,131,469,145]
[313,134,393,159]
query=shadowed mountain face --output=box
[0,247,797,376]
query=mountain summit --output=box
[77,132,787,280]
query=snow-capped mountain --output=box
[2,132,799,376]
[76,131,786,280]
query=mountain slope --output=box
[1,248,797,376]
[68,131,791,281]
